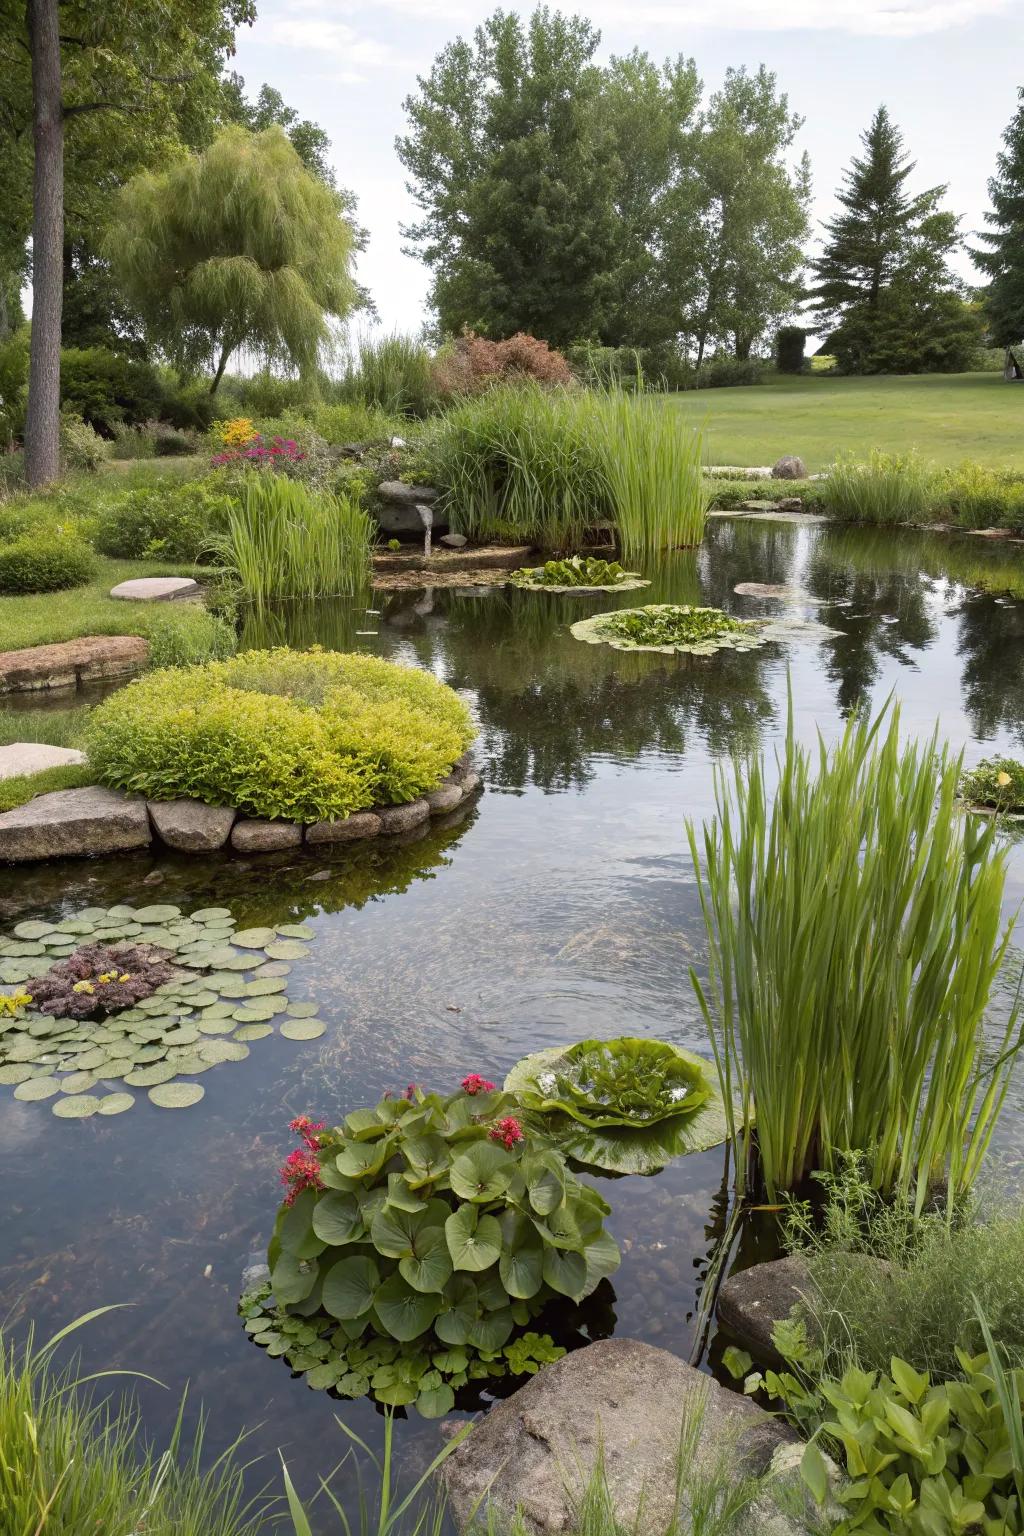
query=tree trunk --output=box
[24,0,63,488]
[734,334,752,361]
[209,340,233,394]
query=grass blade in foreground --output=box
[687,693,1021,1210]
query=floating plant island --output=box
[570,603,840,656]
[510,555,650,595]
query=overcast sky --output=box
[230,0,1024,338]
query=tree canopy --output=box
[975,87,1024,349]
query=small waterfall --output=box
[415,502,433,560]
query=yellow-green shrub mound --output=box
[85,647,475,823]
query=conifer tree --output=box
[975,87,1024,348]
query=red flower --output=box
[279,1147,324,1205]
[462,1073,496,1096]
[489,1116,525,1149]
[288,1114,325,1151]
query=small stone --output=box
[230,818,303,853]
[439,533,468,548]
[0,744,85,781]
[771,455,806,480]
[425,782,463,814]
[109,576,200,602]
[305,811,382,844]
[0,786,151,863]
[375,800,430,834]
[450,750,476,783]
[148,799,236,851]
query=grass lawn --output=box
[0,557,215,651]
[663,372,1024,472]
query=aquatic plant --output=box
[687,695,1022,1211]
[592,388,709,564]
[23,942,176,1018]
[506,1040,730,1174]
[511,555,647,592]
[203,476,372,603]
[85,647,474,823]
[571,604,766,655]
[248,1079,619,1416]
[960,756,1024,813]
[823,448,940,525]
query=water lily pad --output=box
[59,1071,98,1094]
[134,905,182,924]
[55,918,95,935]
[171,1053,214,1074]
[106,905,137,921]
[199,1039,249,1063]
[216,981,251,999]
[254,962,291,978]
[280,1019,326,1041]
[161,1026,200,1046]
[213,952,253,971]
[285,1001,319,1018]
[4,941,47,957]
[124,1062,178,1087]
[13,920,57,940]
[264,940,309,961]
[276,924,314,940]
[0,963,34,985]
[198,1017,236,1035]
[185,990,219,1007]
[132,1044,167,1063]
[13,1076,60,1100]
[53,1095,100,1118]
[98,1092,135,1115]
[149,1082,205,1109]
[191,907,232,921]
[232,1002,277,1022]
[245,977,288,997]
[0,1064,34,1084]
[74,1048,111,1071]
[234,1023,273,1042]
[232,927,278,948]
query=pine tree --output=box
[975,87,1024,348]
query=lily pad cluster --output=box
[571,603,768,655]
[249,1080,620,1416]
[511,556,649,594]
[505,1039,731,1175]
[0,904,324,1118]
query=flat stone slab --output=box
[148,798,236,851]
[0,785,151,863]
[230,818,303,853]
[376,480,439,507]
[709,509,829,527]
[441,1337,807,1535]
[372,544,532,576]
[0,635,149,694]
[0,744,85,781]
[109,576,199,602]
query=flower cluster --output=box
[279,1147,324,1206]
[461,1073,496,1096]
[289,1114,325,1151]
[0,991,32,1018]
[214,416,257,450]
[211,434,306,468]
[489,1115,525,1149]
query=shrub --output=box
[823,448,940,525]
[0,325,29,445]
[207,476,372,602]
[0,527,97,593]
[93,476,236,562]
[687,698,1021,1209]
[343,331,437,417]
[59,346,164,433]
[693,356,770,389]
[308,399,403,445]
[145,607,238,668]
[85,647,475,821]
[775,326,806,374]
[944,460,1024,530]
[247,1078,618,1416]
[432,330,573,399]
[59,412,108,473]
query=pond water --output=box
[4,515,1024,1521]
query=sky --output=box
[230,0,1024,339]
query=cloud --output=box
[263,15,400,82]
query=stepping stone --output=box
[148,798,236,851]
[109,577,199,602]
[0,744,86,781]
[0,636,149,695]
[0,786,151,863]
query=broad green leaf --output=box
[399,1226,453,1295]
[449,1142,515,1203]
[385,1173,426,1213]
[269,1252,317,1306]
[416,1383,456,1419]
[498,1213,544,1300]
[468,1307,514,1353]
[403,1135,449,1178]
[445,1205,502,1272]
[322,1255,380,1320]
[372,1203,429,1260]
[336,1139,391,1179]
[344,1108,387,1140]
[542,1246,587,1299]
[279,1189,326,1259]
[520,1151,565,1216]
[312,1192,363,1247]
[581,1230,621,1292]
[374,1273,442,1342]
[434,1276,478,1345]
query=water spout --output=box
[415,502,433,560]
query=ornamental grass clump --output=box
[687,696,1022,1212]
[823,448,940,526]
[205,475,372,603]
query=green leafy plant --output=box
[387,538,402,552]
[960,757,1024,813]
[248,1079,619,1417]
[824,449,940,526]
[571,604,765,655]
[511,556,645,591]
[85,647,474,823]
[0,526,97,594]
[688,695,1022,1209]
[93,477,236,562]
[205,475,372,603]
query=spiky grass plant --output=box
[593,389,709,562]
[209,475,372,603]
[342,332,437,418]
[823,449,940,525]
[687,694,1022,1213]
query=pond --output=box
[4,514,1024,1521]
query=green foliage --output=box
[574,604,761,654]
[253,1080,617,1416]
[687,697,1021,1208]
[59,413,109,473]
[960,757,1024,812]
[828,284,981,376]
[0,526,97,594]
[108,127,358,389]
[975,87,1024,349]
[0,323,29,445]
[511,556,634,590]
[944,461,1024,530]
[0,763,95,814]
[206,476,372,602]
[93,477,235,561]
[595,390,709,559]
[824,450,940,525]
[775,327,806,373]
[59,347,164,433]
[145,607,238,668]
[309,399,405,446]
[342,333,436,419]
[85,647,474,822]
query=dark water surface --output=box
[4,516,1024,1519]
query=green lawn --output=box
[663,372,1024,472]
[0,558,220,651]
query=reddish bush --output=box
[432,330,573,398]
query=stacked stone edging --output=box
[0,753,482,864]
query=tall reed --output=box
[342,332,436,418]
[593,389,709,562]
[687,693,1022,1212]
[823,448,940,525]
[210,475,372,603]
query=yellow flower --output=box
[0,991,32,1017]
[72,980,95,994]
[119,974,132,983]
[997,771,1012,788]
[217,416,257,449]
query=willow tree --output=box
[108,126,358,390]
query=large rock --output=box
[0,743,85,781]
[441,1338,808,1535]
[0,786,151,863]
[230,818,303,852]
[717,1257,813,1364]
[148,798,236,851]
[771,456,806,480]
[425,781,464,814]
[377,481,439,507]
[305,811,383,844]
[375,799,430,834]
[109,576,199,602]
[0,635,149,694]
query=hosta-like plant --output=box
[253,1080,620,1415]
[511,556,647,592]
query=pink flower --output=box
[489,1116,525,1150]
[402,1083,418,1101]
[289,1114,325,1151]
[462,1073,496,1096]
[279,1147,324,1205]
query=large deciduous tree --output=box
[974,87,1024,350]
[107,126,359,392]
[809,105,977,373]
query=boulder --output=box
[425,782,464,814]
[305,811,383,844]
[771,456,806,480]
[0,635,149,694]
[109,576,199,602]
[230,818,303,853]
[458,769,482,796]
[0,743,85,781]
[377,481,439,507]
[450,750,476,782]
[148,798,236,851]
[717,1257,813,1364]
[441,1337,810,1536]
[0,785,151,863]
[777,497,804,512]
[376,799,431,834]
